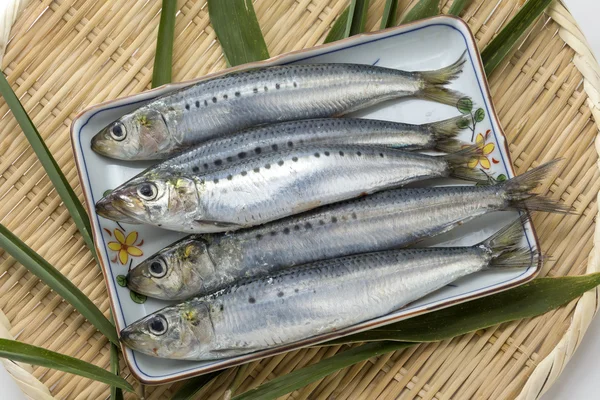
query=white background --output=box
[541,0,599,399]
[0,1,598,399]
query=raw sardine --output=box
[95,144,485,233]
[91,55,468,160]
[123,115,471,184]
[120,218,535,360]
[126,161,566,300]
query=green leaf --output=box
[116,275,127,287]
[234,274,600,399]
[0,339,133,392]
[171,372,221,400]
[233,342,412,400]
[457,97,473,114]
[474,108,485,122]
[0,72,96,258]
[481,0,552,75]
[0,224,118,345]
[380,0,399,29]
[208,0,269,67]
[344,0,370,38]
[448,0,472,16]
[328,274,600,344]
[130,291,147,304]
[401,0,439,24]
[152,0,178,88]
[110,343,124,400]
[325,7,350,43]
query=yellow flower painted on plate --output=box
[107,228,143,265]
[467,131,495,170]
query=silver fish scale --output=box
[195,185,505,292]
[146,118,434,177]
[192,145,449,228]
[195,248,488,357]
[158,64,421,145]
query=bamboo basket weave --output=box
[0,0,599,399]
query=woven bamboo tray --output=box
[0,0,599,399]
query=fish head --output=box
[126,237,214,300]
[95,177,198,229]
[120,301,213,360]
[91,108,171,160]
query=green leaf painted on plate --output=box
[103,189,113,197]
[457,97,473,114]
[116,275,127,287]
[0,339,133,392]
[474,108,485,122]
[496,174,507,182]
[457,116,471,129]
[207,0,269,67]
[130,291,147,304]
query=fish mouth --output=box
[95,191,144,223]
[91,130,133,160]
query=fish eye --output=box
[148,314,168,336]
[109,122,126,141]
[137,183,158,201]
[149,258,167,278]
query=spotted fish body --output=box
[99,144,484,233]
[125,161,568,300]
[127,185,505,300]
[91,56,467,160]
[127,116,469,182]
[120,218,534,361]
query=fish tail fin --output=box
[428,115,471,152]
[443,145,488,183]
[419,51,468,107]
[482,215,540,269]
[502,160,575,213]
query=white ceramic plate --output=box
[71,15,540,385]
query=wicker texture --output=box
[0,0,598,399]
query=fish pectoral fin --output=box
[194,219,245,229]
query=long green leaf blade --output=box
[448,0,472,16]
[481,0,552,75]
[380,0,399,29]
[234,342,412,400]
[401,0,439,24]
[110,344,123,400]
[0,73,95,256]
[0,339,133,392]
[234,274,600,399]
[171,372,220,400]
[152,0,178,88]
[208,0,269,67]
[0,224,118,345]
[344,0,370,37]
[324,7,350,43]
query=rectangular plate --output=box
[71,15,541,385]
